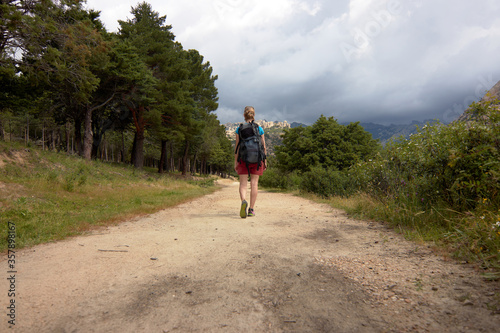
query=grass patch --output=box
[0,143,218,251]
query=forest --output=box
[0,0,233,175]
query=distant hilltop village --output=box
[225,120,291,137]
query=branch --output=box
[90,92,116,112]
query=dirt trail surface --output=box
[2,179,499,332]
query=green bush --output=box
[351,101,500,212]
[276,115,379,173]
[260,166,300,190]
[300,167,354,198]
[346,100,500,268]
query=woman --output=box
[234,106,267,218]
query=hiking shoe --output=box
[240,200,248,218]
[248,208,255,217]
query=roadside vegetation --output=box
[0,141,217,252]
[0,1,232,252]
[261,101,500,279]
[1,1,233,175]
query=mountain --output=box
[457,80,500,122]
[290,122,307,128]
[225,120,292,156]
[354,120,437,145]
[225,119,436,154]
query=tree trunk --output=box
[58,129,62,151]
[169,143,175,171]
[66,122,71,154]
[181,140,189,176]
[91,119,103,159]
[104,133,108,161]
[121,131,125,163]
[42,121,45,151]
[74,118,83,156]
[133,130,145,168]
[158,140,168,174]
[191,153,198,175]
[0,117,4,141]
[25,114,29,146]
[129,106,146,169]
[91,141,99,159]
[131,132,137,166]
[52,129,57,151]
[82,107,93,160]
[202,159,207,175]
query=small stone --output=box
[463,300,474,306]
[432,287,439,291]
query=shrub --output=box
[300,167,355,198]
[276,115,379,173]
[346,100,500,269]
[351,100,500,212]
[260,166,300,190]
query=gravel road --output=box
[1,179,499,332]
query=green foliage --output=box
[268,115,379,196]
[300,167,355,198]
[262,103,500,271]
[117,4,219,171]
[346,100,500,269]
[276,115,379,173]
[260,159,301,190]
[350,100,500,212]
[0,143,217,251]
[1,1,223,174]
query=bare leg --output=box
[249,174,259,209]
[239,175,248,202]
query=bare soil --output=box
[2,179,499,332]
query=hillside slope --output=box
[0,142,216,251]
[457,80,500,122]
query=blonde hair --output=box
[243,106,255,122]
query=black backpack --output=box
[235,121,266,174]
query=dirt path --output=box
[2,179,499,332]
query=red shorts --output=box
[236,160,265,175]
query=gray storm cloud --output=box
[86,0,500,125]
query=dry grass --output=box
[0,143,219,251]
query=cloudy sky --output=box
[85,0,500,125]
